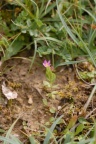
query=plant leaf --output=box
[43,115,63,144]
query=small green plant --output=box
[79,71,96,82]
[0,33,25,62]
[43,60,57,98]
[43,60,56,86]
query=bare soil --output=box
[0,55,96,143]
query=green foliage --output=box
[79,71,96,81]
[46,67,56,85]
[0,1,96,144]
[0,0,96,66]
[0,34,26,61]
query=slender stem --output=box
[8,99,12,107]
[52,49,54,68]
[84,84,96,111]
[29,40,37,72]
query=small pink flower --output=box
[43,60,51,67]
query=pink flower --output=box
[43,60,51,67]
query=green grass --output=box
[0,0,96,143]
[0,0,96,67]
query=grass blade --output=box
[56,0,96,67]
[29,135,36,144]
[40,0,61,18]
[89,30,96,46]
[0,136,18,144]
[15,0,34,19]
[55,60,85,68]
[29,40,37,71]
[0,136,22,144]
[82,8,96,22]
[4,116,20,144]
[84,84,96,111]
[35,37,62,45]
[56,0,79,45]
[43,115,63,144]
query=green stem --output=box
[52,49,54,68]
[8,99,12,107]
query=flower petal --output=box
[47,60,51,66]
[43,60,51,67]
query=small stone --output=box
[58,106,62,110]
[28,95,33,104]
